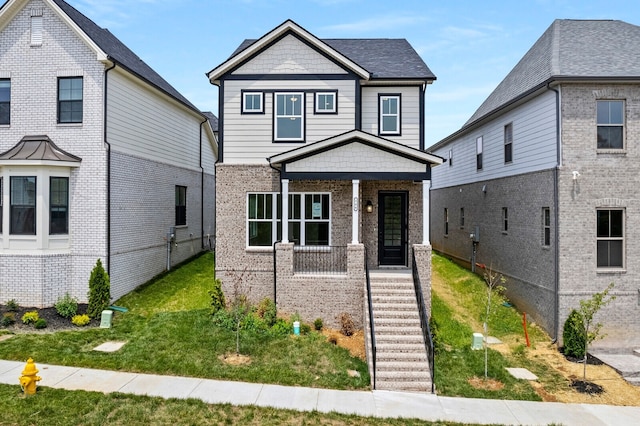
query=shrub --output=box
[256,298,277,327]
[314,318,323,331]
[563,309,586,359]
[87,259,111,319]
[1,312,15,327]
[34,318,47,329]
[21,311,39,325]
[301,323,311,335]
[55,293,78,319]
[72,314,91,327]
[6,299,19,312]
[208,278,226,315]
[268,318,292,337]
[338,312,355,337]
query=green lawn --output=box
[0,252,368,391]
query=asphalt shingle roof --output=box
[52,0,199,112]
[231,37,435,80]
[465,19,640,126]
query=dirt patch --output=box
[468,376,505,391]
[218,353,252,366]
[1,304,98,333]
[322,328,366,360]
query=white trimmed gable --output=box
[233,34,348,75]
[286,141,426,173]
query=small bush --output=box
[301,322,311,335]
[338,312,355,337]
[208,278,226,315]
[72,314,91,327]
[1,312,16,327]
[87,259,111,319]
[563,309,586,359]
[268,318,292,337]
[55,293,79,319]
[21,311,39,325]
[256,298,277,327]
[314,318,323,331]
[6,299,19,312]
[34,318,47,329]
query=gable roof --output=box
[208,19,435,83]
[466,19,640,127]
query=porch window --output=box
[274,93,304,141]
[248,193,276,246]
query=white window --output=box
[597,100,624,149]
[242,92,263,113]
[597,209,624,268]
[315,92,336,113]
[275,93,304,141]
[379,95,400,135]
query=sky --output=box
[65,0,640,147]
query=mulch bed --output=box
[0,304,97,333]
[571,379,604,394]
[560,348,604,365]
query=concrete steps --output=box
[366,270,432,393]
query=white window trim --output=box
[274,92,304,141]
[315,92,336,113]
[242,92,263,113]
[379,95,400,135]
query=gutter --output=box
[199,117,207,250]
[104,61,116,276]
[547,82,561,343]
[268,161,283,307]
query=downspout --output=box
[269,161,283,307]
[104,61,117,276]
[199,117,207,250]
[547,82,561,343]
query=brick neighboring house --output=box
[429,19,640,350]
[0,0,217,307]
[207,20,442,328]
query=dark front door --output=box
[378,192,408,266]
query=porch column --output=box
[282,179,289,243]
[352,179,360,244]
[423,180,431,245]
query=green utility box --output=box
[100,310,113,328]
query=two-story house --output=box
[208,20,441,391]
[429,19,640,351]
[0,0,217,308]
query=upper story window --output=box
[504,123,513,163]
[10,176,36,235]
[379,94,400,135]
[448,149,453,167]
[58,77,83,124]
[50,177,68,235]
[175,185,187,226]
[274,93,304,141]
[476,136,483,170]
[315,92,336,114]
[597,209,624,268]
[242,92,263,114]
[597,100,624,149]
[0,79,10,125]
[30,9,43,46]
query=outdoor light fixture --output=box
[366,200,373,213]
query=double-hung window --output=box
[597,209,624,268]
[175,186,187,226]
[504,123,513,163]
[10,176,36,235]
[476,136,483,170]
[275,93,304,141]
[597,100,624,149]
[50,177,69,234]
[248,193,277,247]
[242,92,263,113]
[379,94,400,135]
[58,77,83,123]
[0,79,10,125]
[315,92,336,114]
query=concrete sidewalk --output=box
[1,359,640,425]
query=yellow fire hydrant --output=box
[19,358,41,395]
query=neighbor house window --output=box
[315,92,336,113]
[476,136,483,170]
[275,93,304,141]
[502,207,508,233]
[242,92,263,113]
[58,77,83,123]
[597,209,624,268]
[597,100,624,149]
[10,176,36,235]
[444,208,449,236]
[542,207,550,247]
[379,94,400,135]
[460,207,465,228]
[175,186,186,226]
[50,177,68,234]
[504,123,513,163]
[0,79,10,125]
